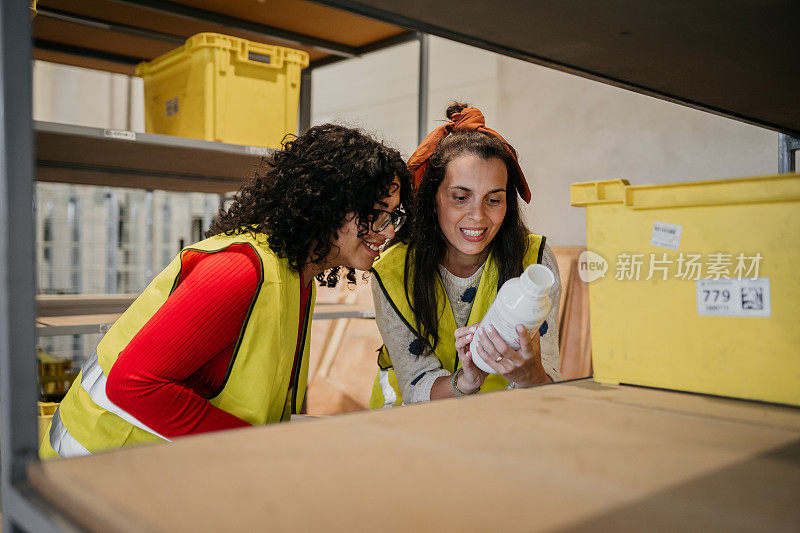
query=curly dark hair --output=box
[405,102,530,354]
[208,124,411,287]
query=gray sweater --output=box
[372,244,562,404]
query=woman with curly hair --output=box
[41,124,410,459]
[369,103,561,408]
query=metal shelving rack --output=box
[2,0,799,531]
[35,121,269,193]
[3,1,425,530]
[36,300,374,338]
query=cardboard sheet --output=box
[29,380,800,532]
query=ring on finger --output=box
[495,355,504,362]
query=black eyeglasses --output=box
[368,204,406,233]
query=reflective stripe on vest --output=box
[48,350,170,456]
[80,350,171,442]
[377,370,398,408]
[49,408,90,458]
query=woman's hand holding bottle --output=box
[472,324,551,386]
[454,325,487,394]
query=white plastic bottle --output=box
[469,263,555,374]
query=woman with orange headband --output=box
[368,103,561,407]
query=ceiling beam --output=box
[37,7,185,45]
[34,39,147,66]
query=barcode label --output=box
[651,221,682,250]
[103,129,136,141]
[697,278,771,317]
[166,97,179,116]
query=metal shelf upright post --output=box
[779,133,800,173]
[0,1,71,532]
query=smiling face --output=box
[329,177,402,272]
[435,154,508,271]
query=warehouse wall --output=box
[312,41,420,154]
[311,36,777,246]
[493,55,777,245]
[312,38,499,160]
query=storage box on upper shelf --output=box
[136,33,309,149]
[571,173,800,407]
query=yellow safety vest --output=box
[369,233,545,408]
[41,232,316,459]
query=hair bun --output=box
[445,102,470,120]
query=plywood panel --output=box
[29,380,800,532]
[556,247,592,380]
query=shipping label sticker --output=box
[103,129,136,141]
[696,278,771,317]
[650,221,682,250]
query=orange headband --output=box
[406,107,531,203]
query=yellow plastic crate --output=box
[136,33,309,149]
[571,173,800,406]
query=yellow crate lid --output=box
[571,173,800,210]
[136,32,309,77]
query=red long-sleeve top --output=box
[106,244,312,438]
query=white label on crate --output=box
[246,146,272,157]
[103,129,136,141]
[650,221,682,250]
[696,278,771,317]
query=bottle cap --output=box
[520,264,554,297]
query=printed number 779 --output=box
[703,289,731,303]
